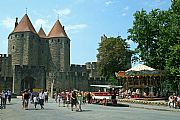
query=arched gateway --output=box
[13,65,46,94]
[21,76,35,91]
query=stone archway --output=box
[21,76,35,91]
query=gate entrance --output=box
[21,76,35,91]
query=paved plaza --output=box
[0,98,179,120]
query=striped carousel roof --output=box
[126,64,155,72]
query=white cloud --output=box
[66,24,88,32]
[34,18,52,33]
[53,8,71,17]
[124,6,129,11]
[34,19,47,28]
[122,13,126,16]
[1,17,14,29]
[105,1,112,5]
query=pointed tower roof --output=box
[38,27,46,38]
[48,20,67,38]
[13,14,37,34]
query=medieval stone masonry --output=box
[0,14,105,94]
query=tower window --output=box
[21,34,24,37]
[58,39,60,42]
[15,35,17,37]
[13,46,15,49]
[51,39,53,42]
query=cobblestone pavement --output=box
[0,98,179,120]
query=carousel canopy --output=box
[126,64,155,72]
[125,64,162,76]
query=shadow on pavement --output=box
[106,103,129,107]
[80,109,92,112]
[25,108,55,111]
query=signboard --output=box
[33,88,42,92]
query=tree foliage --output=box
[96,36,131,82]
[128,0,180,92]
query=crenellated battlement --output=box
[85,62,97,69]
[0,54,11,58]
[14,65,45,70]
[0,13,112,94]
[70,64,86,72]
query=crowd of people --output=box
[19,89,94,111]
[54,90,93,111]
[21,89,48,110]
[0,89,12,109]
[168,93,180,109]
[1,88,180,111]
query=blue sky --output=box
[0,0,171,65]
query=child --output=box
[33,94,39,109]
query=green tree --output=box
[128,0,180,93]
[96,35,132,85]
[128,9,167,70]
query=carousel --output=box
[117,64,164,98]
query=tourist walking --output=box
[1,90,7,109]
[77,91,83,111]
[23,90,30,110]
[7,89,12,103]
[62,91,66,107]
[66,91,71,108]
[87,92,92,104]
[44,89,48,103]
[57,93,62,107]
[54,92,58,103]
[71,90,77,111]
[33,94,39,109]
[39,90,45,109]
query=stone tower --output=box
[37,27,49,70]
[7,14,46,93]
[0,13,108,94]
[48,20,70,72]
[8,14,39,66]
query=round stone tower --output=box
[48,20,70,72]
[8,14,39,66]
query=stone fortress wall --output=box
[0,54,12,91]
[0,13,131,94]
[0,14,106,94]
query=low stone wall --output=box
[119,98,168,106]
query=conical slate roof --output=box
[13,14,37,34]
[38,27,46,38]
[48,20,67,38]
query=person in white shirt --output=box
[168,95,174,108]
[39,90,45,109]
[33,94,39,109]
[44,90,48,103]
[7,89,12,103]
[176,95,180,108]
[1,90,6,109]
